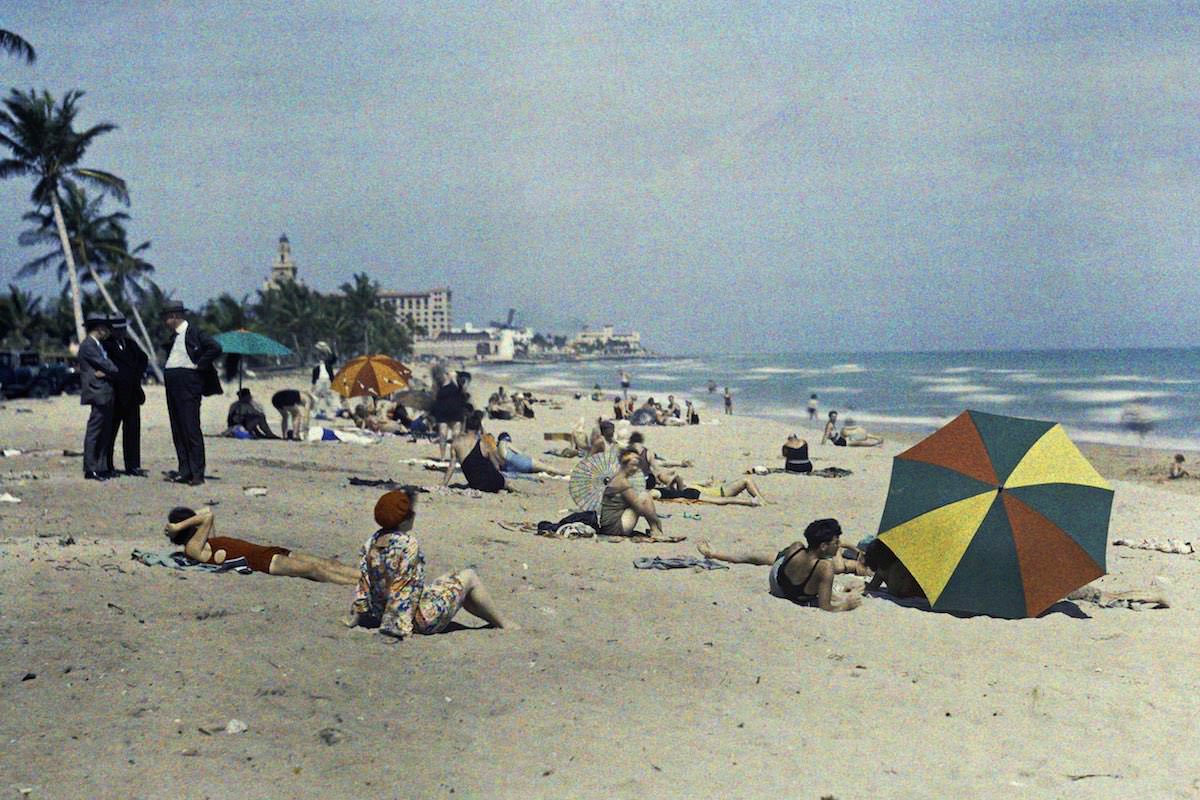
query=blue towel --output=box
[130,548,252,574]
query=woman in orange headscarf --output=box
[348,488,518,639]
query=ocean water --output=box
[477,349,1200,451]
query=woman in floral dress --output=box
[349,488,517,638]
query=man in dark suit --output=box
[78,316,120,481]
[102,317,149,477]
[162,301,222,486]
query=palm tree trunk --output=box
[49,191,85,343]
[127,299,164,383]
[83,262,163,381]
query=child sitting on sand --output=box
[348,489,517,638]
[697,519,864,612]
[165,506,359,583]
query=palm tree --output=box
[17,182,158,365]
[104,238,162,380]
[0,89,127,342]
[0,30,35,63]
[0,284,46,347]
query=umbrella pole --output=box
[239,358,244,391]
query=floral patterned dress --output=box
[351,530,467,638]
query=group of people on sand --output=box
[612,394,701,426]
[163,488,517,638]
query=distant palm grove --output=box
[0,29,411,372]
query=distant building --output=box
[411,328,514,362]
[378,288,451,340]
[569,325,642,354]
[264,234,299,290]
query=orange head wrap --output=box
[374,490,414,529]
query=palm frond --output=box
[0,30,36,64]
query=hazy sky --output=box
[2,2,1197,353]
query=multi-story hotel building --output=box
[378,288,452,340]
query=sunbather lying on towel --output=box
[164,506,359,584]
[652,476,767,506]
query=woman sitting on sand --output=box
[495,432,570,476]
[444,411,508,493]
[653,476,767,506]
[599,448,667,537]
[164,506,359,583]
[781,434,812,473]
[821,411,847,446]
[697,519,864,612]
[348,489,517,639]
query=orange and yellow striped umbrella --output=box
[331,355,412,398]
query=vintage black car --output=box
[0,351,81,399]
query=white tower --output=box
[265,234,297,290]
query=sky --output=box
[1,1,1198,353]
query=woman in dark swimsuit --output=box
[781,434,813,473]
[444,411,506,493]
[696,519,862,612]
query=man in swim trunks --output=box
[164,506,359,583]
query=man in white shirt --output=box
[162,301,222,485]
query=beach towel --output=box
[1113,537,1195,555]
[633,556,728,570]
[130,548,252,574]
[398,457,449,469]
[348,477,432,492]
[536,510,599,536]
[747,466,853,478]
[600,534,687,544]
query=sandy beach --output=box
[2,370,1199,800]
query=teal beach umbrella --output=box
[213,330,292,389]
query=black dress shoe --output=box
[102,471,121,479]
[84,471,109,481]
[125,469,148,477]
[165,473,192,484]
[187,477,206,486]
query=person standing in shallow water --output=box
[724,386,733,415]
[619,368,631,400]
[807,393,818,421]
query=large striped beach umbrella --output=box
[876,410,1113,618]
[332,355,412,398]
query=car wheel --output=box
[29,383,51,399]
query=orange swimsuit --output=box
[204,536,290,574]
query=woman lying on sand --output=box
[697,519,864,611]
[445,412,508,492]
[653,476,767,506]
[347,489,517,639]
[165,507,359,583]
[840,418,884,447]
[496,432,570,476]
[599,448,667,537]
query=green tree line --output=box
[0,31,410,371]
